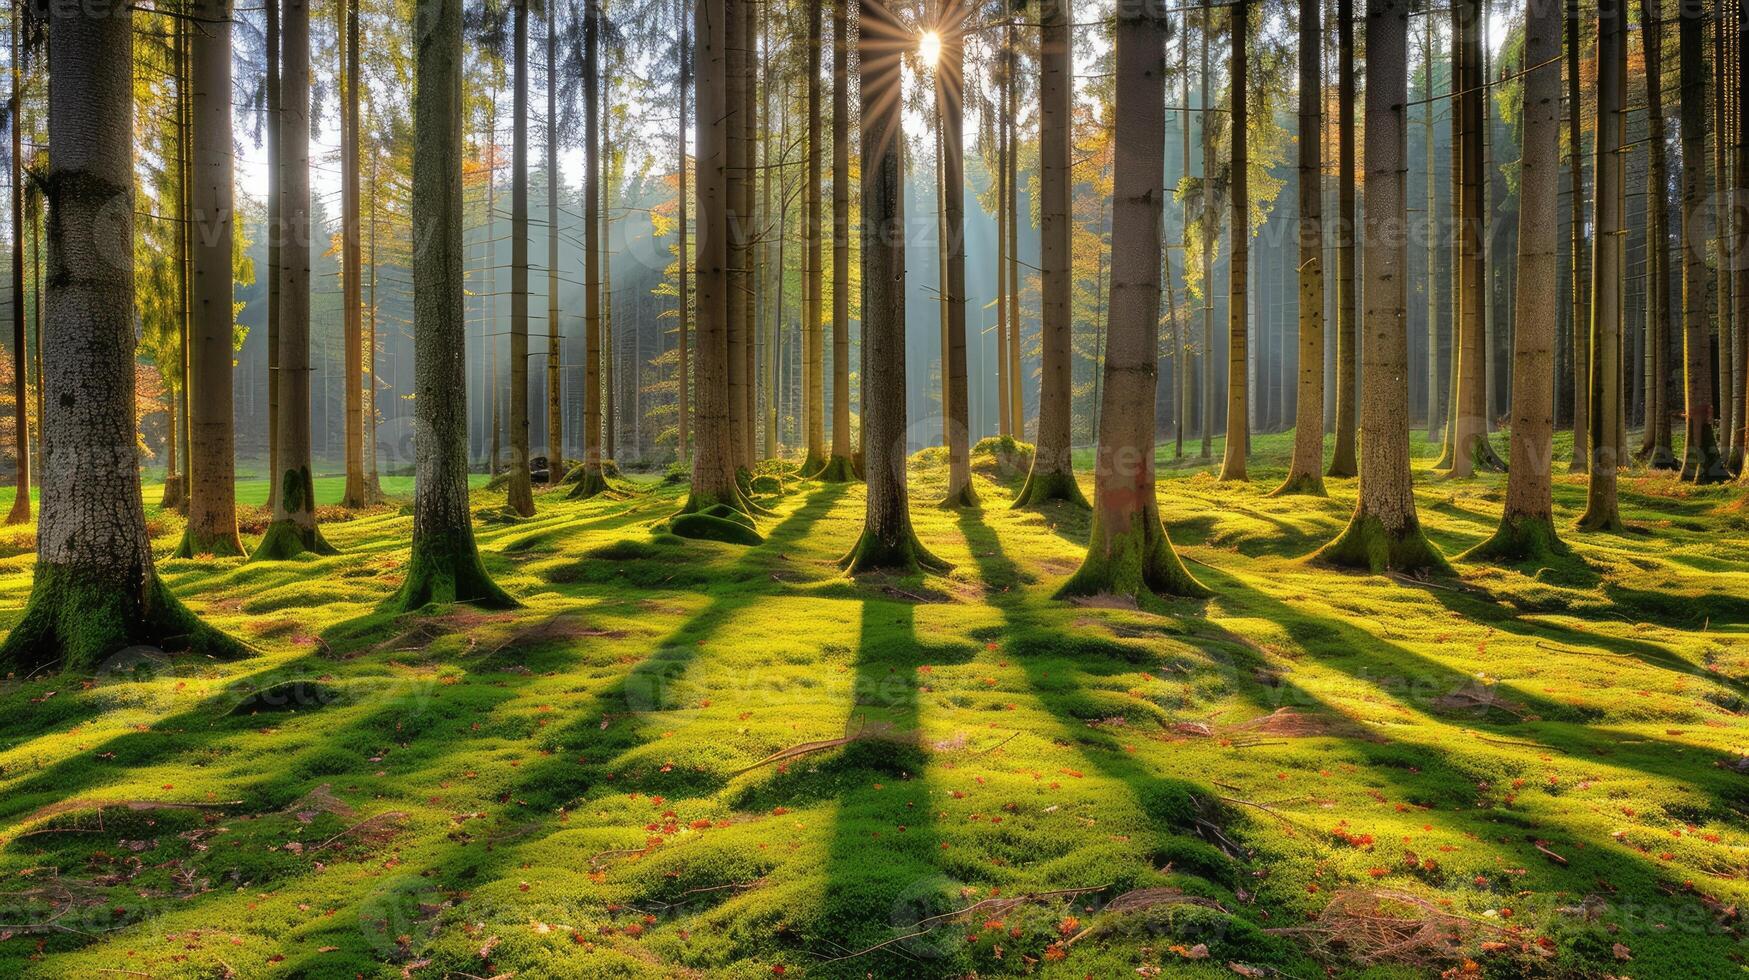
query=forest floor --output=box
[0,431,1747,978]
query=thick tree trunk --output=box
[939,3,975,508]
[388,0,514,612]
[254,0,336,559]
[802,0,826,475]
[339,0,367,508]
[504,0,536,516]
[1,1,242,671]
[1015,0,1089,507]
[1061,3,1203,601]
[1678,0,1727,482]
[1327,0,1358,477]
[1566,0,1591,470]
[1467,0,1565,561]
[842,0,946,574]
[4,9,28,527]
[677,0,691,463]
[1639,0,1676,468]
[1218,0,1251,482]
[822,0,855,479]
[1578,0,1626,528]
[1316,0,1448,574]
[1276,0,1326,496]
[178,0,245,555]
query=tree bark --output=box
[254,0,336,559]
[677,0,691,463]
[1578,0,1626,528]
[504,0,536,516]
[177,0,245,555]
[1448,0,1504,476]
[339,0,368,508]
[1,0,243,671]
[1327,0,1358,477]
[264,0,281,511]
[1276,0,1326,496]
[1566,0,1591,470]
[939,1,975,508]
[1016,0,1089,507]
[1466,0,1565,561]
[1218,0,1251,482]
[802,0,827,475]
[822,0,856,480]
[388,0,515,612]
[1061,2,1204,601]
[4,7,28,527]
[546,0,564,478]
[842,0,946,574]
[1200,13,1214,460]
[1638,0,1676,468]
[572,1,613,499]
[1677,0,1727,481]
[1316,0,1449,574]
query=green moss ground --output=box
[0,434,1747,977]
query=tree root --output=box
[839,525,951,576]
[1313,513,1451,576]
[381,529,518,613]
[249,519,338,562]
[0,565,251,674]
[1269,472,1328,498]
[1012,467,1089,509]
[1458,513,1568,565]
[811,455,858,483]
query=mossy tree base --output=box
[1679,429,1730,484]
[1639,445,1680,471]
[173,529,248,560]
[0,565,251,674]
[839,527,951,576]
[1576,505,1624,533]
[811,455,858,483]
[798,452,827,479]
[566,465,617,501]
[1268,473,1327,498]
[1012,468,1089,510]
[938,483,981,510]
[1464,434,1508,473]
[4,492,29,525]
[1057,517,1209,602]
[249,519,339,562]
[160,476,187,513]
[1459,513,1569,565]
[670,507,765,546]
[380,530,518,614]
[1313,513,1452,576]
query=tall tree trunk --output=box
[1714,8,1736,470]
[1678,0,1727,481]
[802,0,826,474]
[4,5,27,527]
[1316,0,1448,573]
[824,0,855,479]
[1448,0,1503,476]
[572,0,612,499]
[1326,0,1358,477]
[254,0,336,558]
[388,0,515,612]
[842,0,946,574]
[1277,0,1325,496]
[1468,0,1564,561]
[1005,15,1022,441]
[724,0,749,471]
[1199,12,1213,460]
[1061,1,1204,600]
[1640,0,1676,468]
[1015,0,1089,507]
[365,151,380,495]
[177,0,245,554]
[677,0,690,463]
[505,0,536,515]
[1217,0,1251,482]
[1578,0,1626,527]
[995,35,1010,440]
[676,0,758,529]
[739,0,756,465]
[604,58,617,465]
[1737,0,1749,479]
[264,0,281,511]
[1175,14,1191,460]
[546,0,564,477]
[338,0,367,508]
[1566,0,1591,470]
[2,0,241,670]
[1424,17,1443,441]
[939,1,975,507]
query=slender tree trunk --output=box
[1737,0,1749,479]
[1005,16,1023,441]
[1200,13,1213,460]
[1448,0,1503,476]
[1424,17,1443,441]
[677,0,690,463]
[1640,0,1676,468]
[365,151,380,496]
[995,39,1010,440]
[1317,0,1447,574]
[604,59,617,465]
[940,1,975,507]
[177,22,193,506]
[1015,0,1089,507]
[739,0,756,466]
[1678,0,1727,481]
[1327,0,1358,476]
[338,0,367,508]
[1175,15,1190,460]
[504,0,536,515]
[724,0,749,471]
[1062,2,1203,600]
[572,0,612,498]
[824,0,855,478]
[802,0,826,474]
[843,0,946,574]
[1567,0,1591,470]
[1278,0,1325,495]
[177,0,245,554]
[1218,0,1251,482]
[389,0,514,612]
[546,1,564,477]
[2,0,241,670]
[1468,0,1564,560]
[254,0,335,558]
[1714,8,1736,470]
[4,7,27,527]
[264,0,281,511]
[1578,0,1626,527]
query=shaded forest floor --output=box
[1,430,1747,977]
